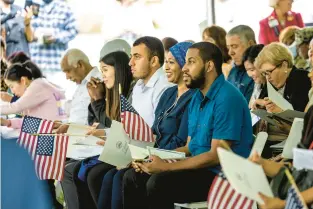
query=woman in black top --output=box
[254,42,311,158]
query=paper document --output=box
[147,147,185,159]
[74,135,102,146]
[275,110,305,122]
[67,144,104,160]
[293,148,313,170]
[66,124,91,157]
[251,109,277,126]
[217,148,273,204]
[98,121,132,167]
[0,126,20,139]
[282,118,304,159]
[250,132,268,157]
[267,81,293,110]
[128,144,149,160]
[251,112,260,126]
[270,140,286,149]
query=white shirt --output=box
[131,68,173,127]
[249,83,262,108]
[68,67,102,124]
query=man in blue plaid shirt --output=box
[30,0,78,74]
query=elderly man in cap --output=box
[60,39,131,209]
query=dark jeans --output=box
[123,168,216,209]
[61,160,114,209]
[98,168,128,209]
[76,162,115,208]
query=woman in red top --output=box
[259,0,304,45]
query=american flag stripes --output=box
[285,186,308,209]
[207,172,254,209]
[17,116,69,180]
[34,134,69,180]
[120,95,154,142]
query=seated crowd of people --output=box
[1,1,313,209]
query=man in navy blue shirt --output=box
[226,25,255,102]
[122,42,253,209]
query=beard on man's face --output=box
[185,66,206,89]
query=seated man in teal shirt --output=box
[122,42,253,209]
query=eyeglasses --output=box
[261,63,282,77]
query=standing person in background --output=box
[259,0,304,45]
[30,0,78,91]
[226,25,255,102]
[0,0,33,57]
[294,28,313,71]
[202,25,232,78]
[278,25,309,70]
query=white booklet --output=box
[293,148,313,170]
[66,124,90,157]
[128,145,186,161]
[98,121,155,167]
[217,148,273,204]
[98,121,185,167]
[267,81,293,111]
[282,118,304,159]
[250,132,268,157]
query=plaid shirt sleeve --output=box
[54,4,78,45]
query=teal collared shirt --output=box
[188,75,253,173]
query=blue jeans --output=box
[97,168,128,209]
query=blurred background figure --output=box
[0,0,33,57]
[29,0,78,97]
[259,0,304,45]
[100,0,155,45]
[162,37,178,56]
[295,27,313,71]
[202,25,232,78]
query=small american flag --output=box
[18,116,54,159]
[17,116,69,180]
[285,186,308,209]
[120,95,154,142]
[207,172,254,209]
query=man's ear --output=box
[206,60,215,73]
[248,40,255,47]
[150,56,160,68]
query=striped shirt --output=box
[30,0,78,72]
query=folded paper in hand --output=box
[251,109,304,126]
[217,148,273,204]
[267,81,293,111]
[98,121,185,167]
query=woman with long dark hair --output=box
[61,50,134,209]
[0,61,65,128]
